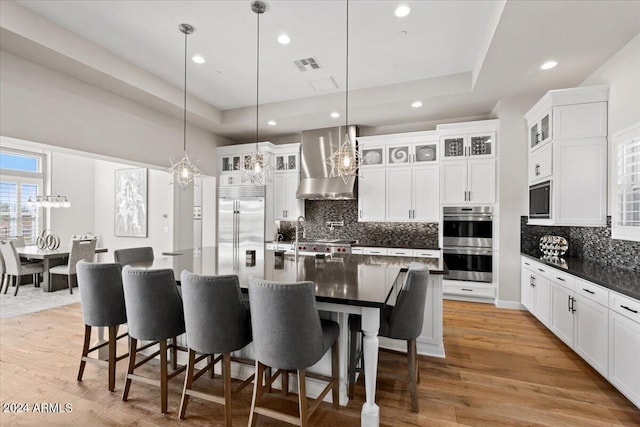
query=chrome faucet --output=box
[275,233,284,251]
[295,216,306,259]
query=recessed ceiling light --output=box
[330,111,340,118]
[192,55,205,64]
[411,100,423,108]
[267,120,277,126]
[277,34,291,45]
[395,5,411,17]
[540,60,558,70]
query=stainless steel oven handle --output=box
[443,247,493,255]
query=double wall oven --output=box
[442,206,493,283]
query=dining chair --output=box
[0,240,45,296]
[121,266,186,413]
[248,278,339,427]
[348,262,429,413]
[114,247,154,266]
[48,238,97,294]
[76,261,129,391]
[178,271,254,425]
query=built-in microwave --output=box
[529,180,551,219]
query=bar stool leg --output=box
[407,339,418,413]
[178,348,196,420]
[108,326,117,391]
[331,340,340,409]
[77,325,92,381]
[223,353,232,427]
[159,339,168,413]
[249,361,265,427]
[122,337,138,401]
[297,369,308,426]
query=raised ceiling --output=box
[3,1,640,141]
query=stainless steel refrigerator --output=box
[218,185,265,269]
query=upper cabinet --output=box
[272,144,303,221]
[437,120,499,205]
[525,86,609,226]
[357,131,440,222]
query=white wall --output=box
[493,94,541,306]
[581,33,640,214]
[93,160,174,261]
[48,151,95,244]
[0,51,223,176]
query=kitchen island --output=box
[134,247,445,426]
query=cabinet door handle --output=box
[538,268,545,273]
[535,164,540,176]
[536,133,541,143]
[524,262,530,266]
[409,209,412,219]
[571,297,576,313]
[582,288,595,295]
[412,209,415,219]
[468,190,471,201]
[621,305,638,314]
[359,210,362,218]
[556,277,565,282]
[567,296,572,313]
[461,288,473,292]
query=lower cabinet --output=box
[521,256,640,409]
[608,294,640,408]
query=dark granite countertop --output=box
[266,241,440,251]
[353,244,441,250]
[521,251,640,301]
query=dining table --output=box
[18,245,108,292]
[127,246,445,427]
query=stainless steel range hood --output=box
[296,125,358,200]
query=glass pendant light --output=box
[327,0,359,184]
[169,23,202,189]
[243,1,274,186]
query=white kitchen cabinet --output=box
[525,86,608,225]
[437,120,498,205]
[528,142,552,183]
[441,132,496,160]
[528,111,552,150]
[273,172,302,220]
[358,167,386,221]
[521,258,551,327]
[272,143,303,221]
[358,131,440,222]
[553,138,607,226]
[574,292,609,377]
[609,302,640,408]
[549,279,575,348]
[441,159,495,204]
[386,165,439,222]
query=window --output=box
[612,122,640,241]
[0,149,44,244]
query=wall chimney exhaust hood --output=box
[296,125,358,200]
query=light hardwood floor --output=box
[1,300,638,426]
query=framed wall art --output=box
[114,168,148,237]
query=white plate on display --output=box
[416,146,436,161]
[363,151,381,165]
[390,148,409,163]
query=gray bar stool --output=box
[121,266,186,413]
[248,278,340,427]
[348,262,429,412]
[76,261,129,391]
[114,247,154,266]
[178,271,254,425]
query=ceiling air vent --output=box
[294,57,321,72]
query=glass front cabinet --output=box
[442,133,495,160]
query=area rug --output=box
[0,283,80,319]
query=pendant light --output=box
[243,1,273,186]
[169,23,202,189]
[327,0,359,184]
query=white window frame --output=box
[612,122,640,242]
[0,148,45,243]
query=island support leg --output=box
[360,307,380,427]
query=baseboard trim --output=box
[495,300,526,310]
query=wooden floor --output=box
[1,300,638,426]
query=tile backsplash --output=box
[277,200,439,248]
[521,216,640,272]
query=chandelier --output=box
[326,0,359,184]
[242,1,274,186]
[26,195,71,209]
[168,23,202,189]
